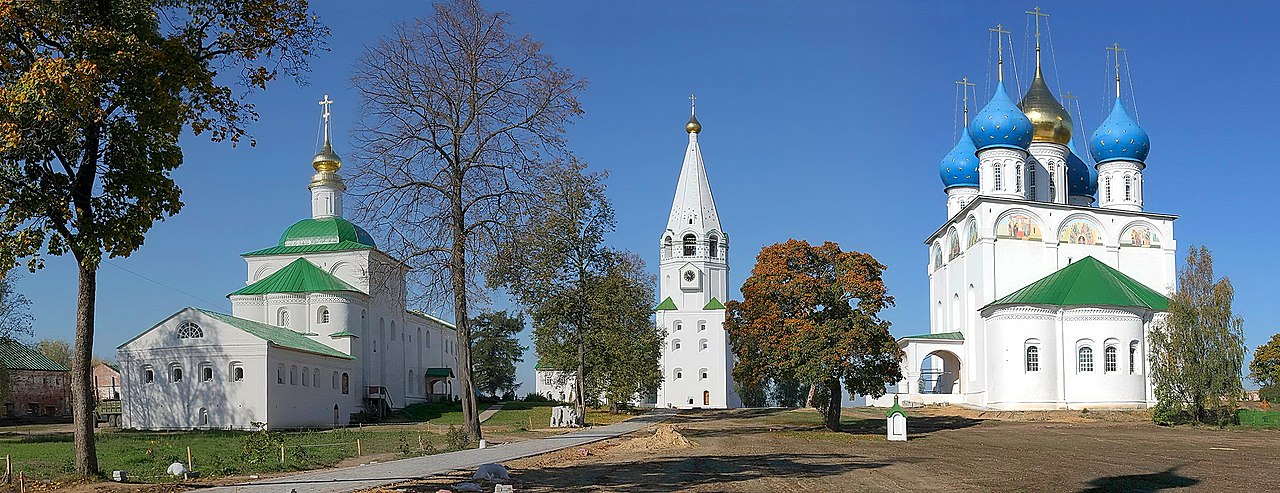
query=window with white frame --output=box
[277,364,285,384]
[277,308,290,327]
[673,368,683,380]
[671,339,682,351]
[200,363,213,383]
[177,321,203,339]
[1078,346,1094,372]
[1025,346,1040,372]
[1130,341,1139,374]
[143,365,154,384]
[1105,346,1118,372]
[171,365,183,383]
[318,307,330,324]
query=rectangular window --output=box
[1078,348,1094,372]
[1026,347,1040,372]
[201,367,213,382]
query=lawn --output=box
[400,400,638,430]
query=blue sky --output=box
[11,1,1278,391]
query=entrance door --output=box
[333,405,339,428]
[703,390,710,406]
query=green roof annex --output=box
[985,256,1168,311]
[229,258,363,297]
[196,309,354,360]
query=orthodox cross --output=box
[319,94,334,142]
[689,93,697,115]
[1025,7,1050,67]
[956,77,976,121]
[989,24,1010,82]
[1106,43,1126,98]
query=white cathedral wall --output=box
[984,307,1059,408]
[265,347,360,428]
[1060,308,1148,409]
[656,309,734,408]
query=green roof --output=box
[887,395,907,418]
[703,297,726,310]
[900,331,964,341]
[0,339,69,371]
[328,331,359,338]
[985,256,1168,311]
[229,258,363,297]
[425,367,454,378]
[196,309,354,360]
[654,297,677,311]
[243,217,376,257]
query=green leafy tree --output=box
[1150,246,1246,425]
[1250,334,1280,389]
[349,0,585,441]
[35,339,71,369]
[489,162,658,420]
[726,239,902,431]
[0,1,326,475]
[470,310,526,398]
[0,275,31,341]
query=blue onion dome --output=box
[940,132,980,188]
[1089,98,1150,164]
[1065,141,1097,197]
[969,81,1034,151]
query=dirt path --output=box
[372,407,1278,492]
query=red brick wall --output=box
[92,364,122,401]
[3,370,70,417]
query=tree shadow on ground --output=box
[666,408,983,440]
[1077,466,1199,492]
[839,415,984,438]
[515,452,892,492]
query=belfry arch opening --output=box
[920,350,961,394]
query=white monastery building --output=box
[871,24,1174,411]
[654,102,741,409]
[118,99,460,430]
[533,367,578,403]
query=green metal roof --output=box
[886,395,907,418]
[900,331,964,341]
[328,331,359,338]
[425,367,454,378]
[243,240,374,257]
[228,258,363,297]
[654,297,677,311]
[0,339,69,371]
[703,297,726,310]
[195,309,354,360]
[985,256,1168,311]
[280,217,377,248]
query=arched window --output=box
[1078,347,1094,372]
[1025,346,1040,372]
[664,236,672,259]
[1048,171,1057,201]
[391,321,397,340]
[683,234,697,256]
[318,307,330,324]
[1105,176,1113,202]
[1028,165,1037,199]
[1105,346,1118,372]
[699,368,709,380]
[709,235,719,259]
[698,322,706,332]
[171,366,183,383]
[674,321,682,332]
[177,321,203,339]
[673,368,683,380]
[277,308,290,327]
[671,339,682,351]
[199,408,209,427]
[341,373,350,394]
[699,339,709,351]
[233,366,244,382]
[332,371,339,389]
[993,164,1004,190]
[200,363,213,382]
[142,365,154,384]
[290,365,297,385]
[277,364,285,384]
[1015,164,1022,192]
[302,367,310,387]
[1130,341,1140,374]
[1124,175,1133,201]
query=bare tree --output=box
[350,0,585,440]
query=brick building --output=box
[1,339,71,418]
[92,362,122,401]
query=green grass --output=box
[1237,409,1280,429]
[1,427,454,483]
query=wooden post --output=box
[18,471,24,493]
[280,443,285,463]
[4,454,10,484]
[187,446,193,471]
[418,433,424,451]
[356,438,361,456]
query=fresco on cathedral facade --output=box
[1059,218,1103,245]
[1120,225,1161,248]
[965,217,979,248]
[948,229,961,260]
[995,213,1041,241]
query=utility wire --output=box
[104,260,223,310]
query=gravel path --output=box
[200,408,675,493]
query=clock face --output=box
[684,271,696,282]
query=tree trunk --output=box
[575,339,586,426]
[72,260,99,475]
[805,384,817,408]
[451,191,480,442]
[823,378,842,432]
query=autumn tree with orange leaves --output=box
[725,239,903,431]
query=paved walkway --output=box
[202,409,675,493]
[477,403,504,423]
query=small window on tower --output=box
[683,234,697,256]
[709,235,719,259]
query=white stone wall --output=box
[264,347,361,428]
[656,308,738,408]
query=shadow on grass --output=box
[839,415,983,438]
[516,452,892,492]
[1078,466,1199,492]
[400,402,463,422]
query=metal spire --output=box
[990,24,1011,83]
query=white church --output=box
[117,100,460,430]
[871,24,1175,410]
[654,102,742,409]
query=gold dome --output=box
[1018,70,1073,145]
[686,114,702,134]
[312,142,342,172]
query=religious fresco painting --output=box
[1059,218,1102,245]
[932,243,943,270]
[947,229,961,260]
[1120,225,1161,248]
[965,217,979,248]
[995,213,1042,241]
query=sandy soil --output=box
[371,406,1279,493]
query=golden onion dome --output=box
[1018,69,1073,145]
[312,142,342,172]
[686,114,702,134]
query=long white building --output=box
[118,99,460,430]
[654,103,741,409]
[872,32,1174,410]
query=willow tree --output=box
[350,0,585,439]
[726,239,902,431]
[0,0,325,475]
[1150,246,1246,424]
